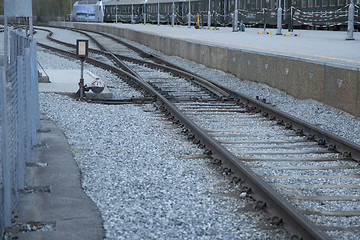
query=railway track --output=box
[35,26,360,239]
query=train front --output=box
[71,0,104,22]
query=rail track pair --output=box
[35,26,360,240]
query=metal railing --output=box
[0,28,39,237]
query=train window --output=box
[322,0,328,6]
[302,0,307,7]
[270,0,275,9]
[308,0,313,7]
[251,0,255,9]
[337,0,345,5]
[315,0,320,6]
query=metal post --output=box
[171,1,175,26]
[288,5,293,32]
[144,2,147,24]
[233,0,238,32]
[157,0,160,26]
[276,0,282,35]
[76,39,88,98]
[131,3,134,24]
[80,58,84,98]
[4,16,8,69]
[346,0,355,40]
[29,17,33,37]
[17,55,25,189]
[283,0,286,20]
[263,8,266,32]
[188,0,191,27]
[1,68,11,227]
[70,0,73,22]
[115,5,118,23]
[208,0,211,28]
[0,67,11,227]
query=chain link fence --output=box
[0,28,40,237]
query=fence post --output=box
[346,0,355,40]
[30,39,40,141]
[276,1,283,35]
[171,1,175,26]
[17,54,25,190]
[0,67,12,228]
[233,0,238,32]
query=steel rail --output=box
[86,97,155,105]
[74,28,231,99]
[211,84,360,162]
[77,27,360,163]
[37,39,330,239]
[38,27,229,100]
[66,27,360,163]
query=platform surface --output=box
[105,23,360,69]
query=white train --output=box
[71,0,105,22]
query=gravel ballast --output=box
[39,93,288,239]
[35,27,360,239]
[118,36,360,146]
[37,47,288,238]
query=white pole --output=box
[263,8,266,31]
[188,0,191,28]
[131,2,134,24]
[233,0,238,32]
[346,0,355,40]
[29,17,33,38]
[276,0,282,35]
[171,1,175,26]
[157,0,160,26]
[208,0,211,28]
[115,5,118,23]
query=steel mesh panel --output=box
[0,28,39,237]
[6,63,19,206]
[0,67,5,237]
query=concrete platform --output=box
[8,114,105,239]
[39,69,112,99]
[124,24,359,69]
[49,22,360,117]
[75,23,360,69]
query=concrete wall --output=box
[50,22,360,117]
